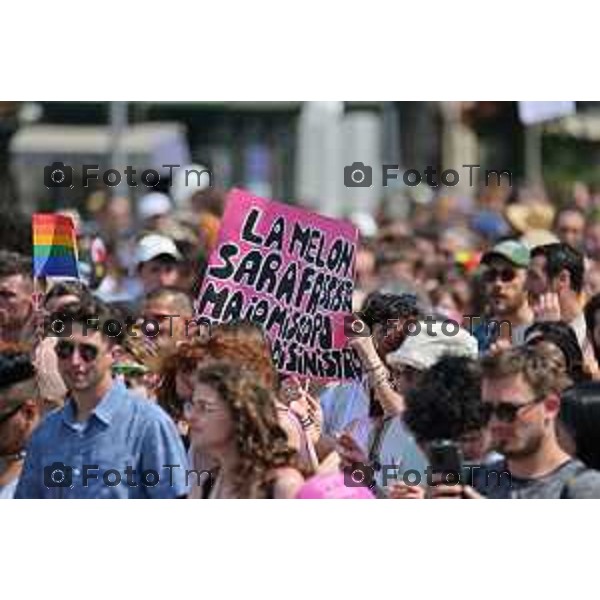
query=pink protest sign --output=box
[195,189,361,380]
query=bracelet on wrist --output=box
[370,370,390,387]
[299,415,313,429]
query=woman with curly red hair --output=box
[156,320,320,495]
[186,361,303,498]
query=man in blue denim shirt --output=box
[15,294,189,499]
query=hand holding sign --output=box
[288,377,323,445]
[195,189,361,381]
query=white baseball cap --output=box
[134,234,182,268]
[138,192,172,221]
[386,319,478,372]
[350,211,378,238]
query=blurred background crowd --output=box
[3,101,600,312]
[4,101,600,499]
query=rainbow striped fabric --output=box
[32,213,79,278]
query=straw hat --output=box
[520,229,560,249]
[505,202,555,233]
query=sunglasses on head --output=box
[482,396,545,423]
[483,267,517,283]
[55,340,99,363]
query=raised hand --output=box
[532,292,561,322]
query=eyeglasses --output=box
[182,399,224,417]
[482,396,545,423]
[483,267,517,284]
[55,340,99,363]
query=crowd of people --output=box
[3,176,600,498]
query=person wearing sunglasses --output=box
[474,240,533,353]
[0,346,43,499]
[479,344,600,499]
[15,294,189,499]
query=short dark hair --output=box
[531,242,584,293]
[525,321,587,384]
[361,292,423,327]
[560,382,600,470]
[0,344,35,390]
[44,281,87,307]
[0,251,32,280]
[404,355,484,442]
[48,292,117,344]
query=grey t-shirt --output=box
[486,459,600,499]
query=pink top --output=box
[295,472,375,499]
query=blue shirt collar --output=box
[62,379,127,428]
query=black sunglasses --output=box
[483,267,517,284]
[482,396,545,423]
[55,340,100,363]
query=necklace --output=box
[0,450,26,463]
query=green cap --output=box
[112,363,149,377]
[481,240,530,268]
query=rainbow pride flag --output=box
[32,213,80,278]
